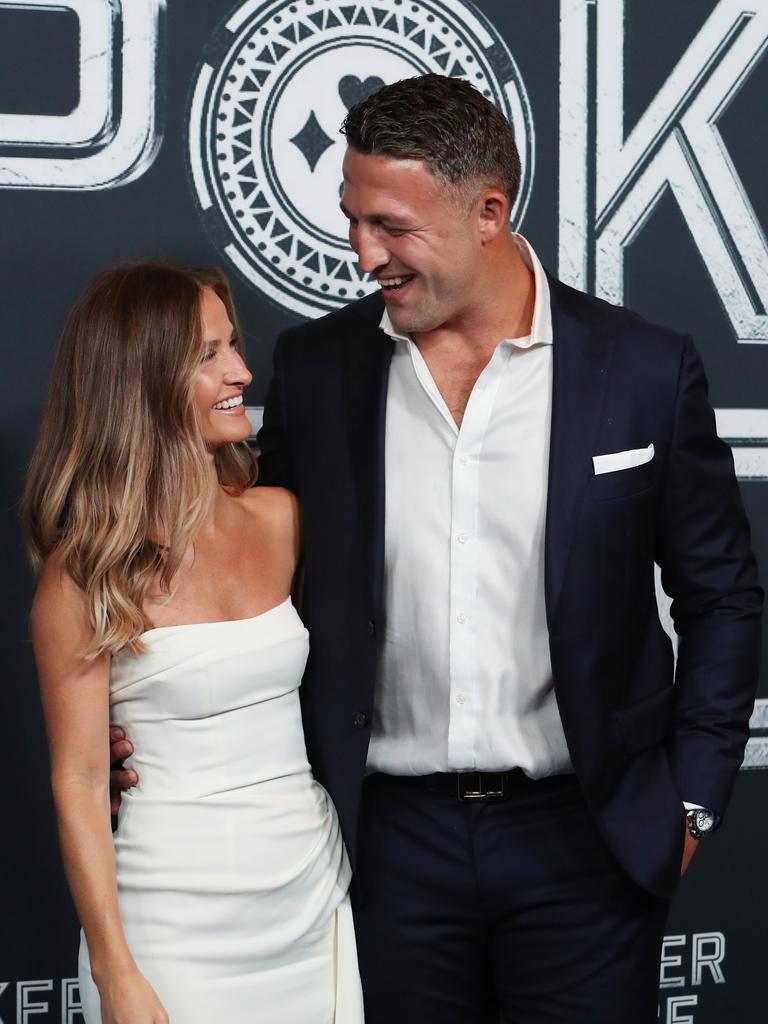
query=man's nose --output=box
[354,225,389,275]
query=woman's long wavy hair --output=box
[23,261,257,659]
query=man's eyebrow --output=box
[339,203,406,226]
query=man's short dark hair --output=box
[340,74,521,210]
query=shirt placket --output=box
[447,347,511,768]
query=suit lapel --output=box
[342,296,394,616]
[545,276,614,625]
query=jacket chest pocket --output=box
[591,458,655,501]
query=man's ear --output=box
[477,190,509,245]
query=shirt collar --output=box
[379,233,553,349]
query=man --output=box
[112,75,762,1022]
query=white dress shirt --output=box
[367,236,573,778]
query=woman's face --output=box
[193,286,252,446]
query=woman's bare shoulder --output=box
[31,548,92,652]
[238,485,299,523]
[33,548,81,613]
[236,486,300,562]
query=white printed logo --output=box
[0,978,82,1022]
[187,0,534,318]
[0,0,164,191]
[559,0,768,345]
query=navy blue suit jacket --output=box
[257,275,762,899]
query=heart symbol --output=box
[338,75,385,111]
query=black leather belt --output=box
[369,770,574,802]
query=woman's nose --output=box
[225,349,252,386]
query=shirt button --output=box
[458,455,470,466]
[456,693,468,705]
[457,613,467,624]
[352,711,368,729]
[366,620,376,637]
[457,533,468,544]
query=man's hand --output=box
[680,825,699,876]
[109,726,137,815]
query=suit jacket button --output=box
[366,620,376,637]
[352,711,368,729]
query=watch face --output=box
[693,809,715,833]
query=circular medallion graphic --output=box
[188,0,535,318]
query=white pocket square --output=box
[593,443,655,475]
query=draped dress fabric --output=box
[78,599,363,1023]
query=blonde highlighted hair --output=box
[23,261,257,658]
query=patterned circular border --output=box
[188,0,535,318]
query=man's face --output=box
[340,148,481,336]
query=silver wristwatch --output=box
[685,807,721,840]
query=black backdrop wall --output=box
[1,1,766,1020]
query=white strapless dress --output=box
[78,598,363,1023]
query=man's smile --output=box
[378,274,416,297]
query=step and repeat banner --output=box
[1,1,766,1020]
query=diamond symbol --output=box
[289,111,335,172]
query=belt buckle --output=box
[457,772,505,801]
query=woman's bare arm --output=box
[32,555,167,1022]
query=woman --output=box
[23,262,363,1023]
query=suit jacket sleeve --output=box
[256,330,296,491]
[657,336,763,816]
